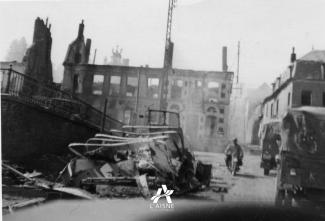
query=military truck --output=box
[275,107,325,207]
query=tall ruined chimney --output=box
[290,47,296,63]
[222,46,228,72]
[24,17,53,84]
[85,38,91,63]
[78,20,84,39]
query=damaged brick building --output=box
[62,21,234,152]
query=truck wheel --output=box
[275,189,285,206]
[264,168,270,175]
[284,190,293,207]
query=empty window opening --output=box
[208,81,219,96]
[92,75,104,95]
[208,81,219,88]
[301,90,312,106]
[171,79,182,99]
[109,76,121,96]
[124,109,132,125]
[73,75,80,93]
[265,104,268,117]
[207,106,217,113]
[147,78,159,98]
[208,81,219,89]
[205,115,217,137]
[126,76,138,97]
[170,104,180,111]
[176,80,183,87]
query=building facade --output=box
[261,49,325,127]
[62,21,234,152]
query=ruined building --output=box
[23,17,53,83]
[62,21,234,152]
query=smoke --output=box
[5,37,27,62]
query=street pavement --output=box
[4,151,280,221]
[194,151,277,205]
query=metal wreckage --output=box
[3,110,212,210]
[57,109,212,197]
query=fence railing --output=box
[0,67,124,131]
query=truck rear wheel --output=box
[275,189,285,206]
[284,190,293,207]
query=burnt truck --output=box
[275,107,325,207]
[57,109,212,197]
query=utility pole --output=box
[93,49,97,64]
[236,41,240,84]
[164,0,176,66]
[160,0,176,111]
[134,67,141,125]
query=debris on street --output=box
[2,110,212,213]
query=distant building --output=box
[244,83,272,145]
[227,83,271,146]
[105,46,130,66]
[260,48,325,129]
[62,21,234,152]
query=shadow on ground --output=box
[235,173,263,179]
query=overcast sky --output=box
[0,0,324,86]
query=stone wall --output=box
[1,95,99,163]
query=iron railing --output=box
[0,67,124,131]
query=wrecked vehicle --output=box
[57,109,212,197]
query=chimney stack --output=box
[85,38,91,63]
[222,46,228,72]
[290,47,296,63]
[78,20,84,39]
